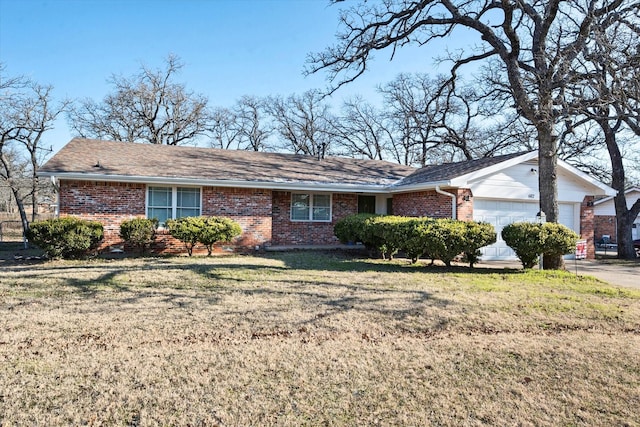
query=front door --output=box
[358,195,376,214]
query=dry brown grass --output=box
[1,251,639,426]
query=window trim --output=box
[290,192,332,222]
[146,185,202,227]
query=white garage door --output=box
[473,199,576,260]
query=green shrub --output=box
[430,219,468,267]
[502,221,580,269]
[167,216,242,256]
[541,222,580,259]
[119,217,158,254]
[397,218,433,263]
[167,217,204,256]
[502,222,543,269]
[27,216,104,259]
[462,221,497,268]
[362,215,406,260]
[334,213,378,244]
[197,216,242,256]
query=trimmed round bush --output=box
[541,222,580,259]
[501,222,543,269]
[197,216,242,256]
[119,217,158,254]
[167,216,242,256]
[462,221,497,267]
[27,216,104,259]
[334,213,378,244]
[502,221,578,269]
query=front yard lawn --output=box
[1,251,639,425]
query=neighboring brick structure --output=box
[271,191,358,245]
[393,190,454,218]
[580,196,596,259]
[594,215,616,243]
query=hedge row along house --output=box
[38,138,614,259]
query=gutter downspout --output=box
[50,176,60,217]
[435,185,457,219]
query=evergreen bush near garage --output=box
[462,221,497,268]
[334,214,496,267]
[502,222,544,269]
[540,222,580,260]
[27,216,104,259]
[502,222,579,269]
[167,216,242,256]
[119,218,158,254]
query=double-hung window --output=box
[291,193,331,222]
[147,186,201,226]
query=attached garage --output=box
[390,151,614,260]
[474,199,577,260]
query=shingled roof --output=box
[396,151,532,187]
[39,138,417,190]
[40,139,542,192]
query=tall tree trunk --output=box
[602,119,640,259]
[537,122,562,269]
[11,187,29,245]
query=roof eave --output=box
[449,151,539,186]
[593,187,640,205]
[556,160,616,196]
[39,172,393,194]
[388,180,453,193]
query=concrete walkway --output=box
[477,259,640,289]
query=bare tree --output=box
[567,12,640,259]
[379,73,447,166]
[68,55,210,145]
[209,107,242,150]
[332,96,391,160]
[307,1,635,269]
[235,96,273,151]
[0,65,67,238]
[265,90,335,157]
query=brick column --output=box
[456,189,474,221]
[580,196,595,259]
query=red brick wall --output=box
[57,181,273,254]
[58,180,146,249]
[393,190,454,218]
[271,191,357,245]
[580,196,596,259]
[202,187,272,249]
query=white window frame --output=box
[290,192,332,222]
[146,186,202,227]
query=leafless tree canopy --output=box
[68,55,210,146]
[562,7,640,259]
[307,0,638,268]
[265,90,335,157]
[0,64,67,235]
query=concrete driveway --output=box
[477,258,640,289]
[570,259,640,289]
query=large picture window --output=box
[147,186,201,226]
[291,193,331,222]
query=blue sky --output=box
[1,0,451,153]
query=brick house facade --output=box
[40,139,615,259]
